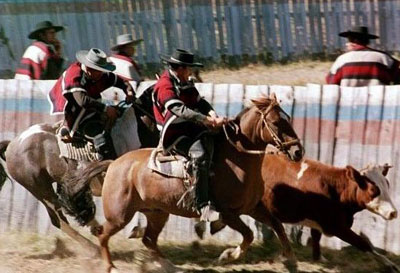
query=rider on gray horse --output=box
[48,48,135,159]
[153,49,226,222]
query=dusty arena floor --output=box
[200,60,331,86]
[0,231,399,273]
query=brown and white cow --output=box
[209,154,398,271]
[256,155,399,271]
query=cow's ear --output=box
[346,166,367,189]
[383,163,392,177]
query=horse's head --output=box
[239,93,304,161]
[354,164,397,220]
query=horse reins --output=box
[223,101,300,155]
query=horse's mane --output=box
[235,95,272,120]
[250,96,273,111]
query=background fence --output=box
[1,0,400,77]
[1,80,400,254]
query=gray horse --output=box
[0,105,158,257]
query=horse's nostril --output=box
[294,149,303,159]
[390,211,398,219]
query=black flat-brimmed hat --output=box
[339,26,379,40]
[76,48,116,72]
[28,20,64,40]
[111,34,143,51]
[160,49,203,67]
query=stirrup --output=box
[199,203,220,222]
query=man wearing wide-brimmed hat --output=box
[153,49,226,222]
[48,48,135,157]
[109,34,143,82]
[326,25,400,86]
[15,20,65,80]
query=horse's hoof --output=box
[129,226,145,239]
[217,246,243,264]
[90,225,103,237]
[282,258,298,273]
[109,268,119,273]
[194,221,206,239]
[277,255,298,273]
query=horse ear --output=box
[270,92,277,102]
[383,163,392,177]
[346,166,367,189]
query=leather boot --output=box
[193,161,219,222]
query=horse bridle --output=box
[259,101,301,151]
[223,101,301,155]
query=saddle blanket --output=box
[147,148,189,179]
[57,107,141,162]
[57,136,102,162]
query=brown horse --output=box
[0,104,159,257]
[77,94,305,272]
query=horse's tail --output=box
[65,160,113,197]
[0,140,10,192]
[59,160,113,226]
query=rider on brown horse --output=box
[48,48,135,159]
[153,49,226,222]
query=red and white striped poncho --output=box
[326,45,400,87]
[14,41,64,80]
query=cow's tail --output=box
[0,140,10,192]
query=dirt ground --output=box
[200,61,331,86]
[0,230,398,273]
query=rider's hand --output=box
[125,82,135,104]
[208,110,218,118]
[213,116,227,128]
[203,116,216,128]
[203,116,227,129]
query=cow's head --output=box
[346,164,397,220]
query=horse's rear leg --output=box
[217,212,254,263]
[31,189,100,258]
[142,211,169,256]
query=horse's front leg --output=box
[217,212,254,263]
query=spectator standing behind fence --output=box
[109,34,143,83]
[15,21,65,80]
[326,26,400,87]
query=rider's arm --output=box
[197,98,215,116]
[168,102,207,123]
[72,91,106,112]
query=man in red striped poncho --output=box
[15,21,64,80]
[326,26,400,87]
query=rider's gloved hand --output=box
[203,116,227,129]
